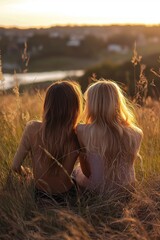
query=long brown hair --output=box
[41,80,82,163]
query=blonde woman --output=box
[12,80,83,205]
[74,79,143,194]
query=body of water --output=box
[0,70,84,90]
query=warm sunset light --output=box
[0,0,160,28]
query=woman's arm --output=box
[76,124,91,178]
[79,151,90,178]
[12,124,31,176]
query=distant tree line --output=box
[1,25,160,73]
[27,34,106,59]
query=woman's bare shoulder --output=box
[127,126,143,145]
[24,120,42,135]
[26,120,42,128]
[133,126,143,139]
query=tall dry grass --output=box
[0,44,160,239]
[0,85,160,240]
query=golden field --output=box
[0,86,160,240]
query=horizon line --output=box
[0,22,160,30]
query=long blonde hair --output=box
[83,79,141,183]
[41,80,83,163]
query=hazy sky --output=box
[0,0,160,28]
